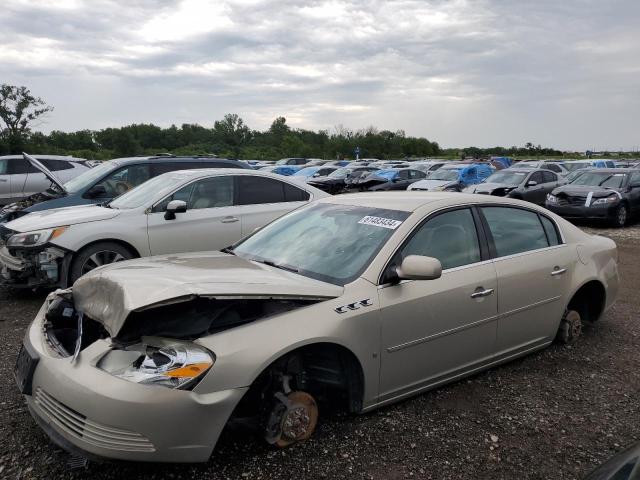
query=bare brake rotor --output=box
[557,309,582,344]
[266,391,319,448]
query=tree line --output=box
[4,83,626,161]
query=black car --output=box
[583,441,640,479]
[546,168,640,227]
[466,168,563,205]
[307,166,379,194]
[356,168,427,191]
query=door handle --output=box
[221,216,239,223]
[0,179,7,182]
[551,267,567,276]
[471,288,494,298]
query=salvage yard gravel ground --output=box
[1,223,638,480]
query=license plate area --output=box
[14,343,39,395]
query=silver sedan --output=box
[16,192,618,462]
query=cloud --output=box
[1,0,639,150]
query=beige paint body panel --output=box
[21,192,619,462]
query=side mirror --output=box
[526,180,538,187]
[85,184,107,198]
[396,255,442,281]
[164,200,187,220]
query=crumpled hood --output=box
[468,182,517,193]
[73,251,344,337]
[408,179,452,190]
[552,185,622,198]
[5,204,120,232]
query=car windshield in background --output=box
[329,168,353,179]
[109,172,191,209]
[484,171,527,185]
[293,167,318,177]
[563,163,589,172]
[570,172,626,189]
[429,169,460,181]
[233,203,410,286]
[372,170,398,180]
[62,161,114,193]
[515,163,536,168]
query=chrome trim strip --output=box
[366,340,553,411]
[386,295,561,353]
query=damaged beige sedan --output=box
[15,192,618,463]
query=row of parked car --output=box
[1,153,638,292]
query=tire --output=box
[610,203,627,228]
[68,241,134,285]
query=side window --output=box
[542,171,557,183]
[283,182,310,201]
[529,171,544,184]
[544,163,561,173]
[398,170,410,180]
[188,176,234,209]
[630,172,640,186]
[8,158,39,174]
[540,215,561,246]
[95,164,151,197]
[153,183,196,212]
[481,207,549,257]
[409,170,426,179]
[400,209,481,270]
[0,159,7,174]
[41,159,73,171]
[237,176,286,205]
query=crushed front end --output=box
[0,226,70,288]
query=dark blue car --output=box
[0,155,250,223]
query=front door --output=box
[479,206,574,356]
[378,208,498,402]
[147,175,241,255]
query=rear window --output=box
[41,159,74,171]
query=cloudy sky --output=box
[1,0,638,150]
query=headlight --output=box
[99,339,214,390]
[591,195,619,206]
[7,226,68,248]
[546,194,557,204]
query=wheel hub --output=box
[557,309,582,344]
[273,391,318,447]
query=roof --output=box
[317,191,537,212]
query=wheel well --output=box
[73,239,140,259]
[567,280,606,323]
[232,343,365,422]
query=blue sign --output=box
[354,146,361,155]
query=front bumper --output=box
[21,315,247,463]
[545,202,618,220]
[0,245,68,288]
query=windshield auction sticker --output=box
[358,216,403,229]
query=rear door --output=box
[540,171,560,200]
[0,158,11,204]
[147,175,241,254]
[479,206,574,356]
[235,175,310,236]
[10,158,47,199]
[628,171,640,215]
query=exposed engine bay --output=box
[0,188,63,222]
[43,290,318,357]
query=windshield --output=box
[62,161,115,194]
[514,162,536,169]
[484,171,527,185]
[570,172,626,189]
[371,169,398,180]
[109,172,191,209]
[233,203,410,286]
[329,168,353,179]
[565,170,586,182]
[293,167,319,177]
[563,162,589,172]
[429,169,460,181]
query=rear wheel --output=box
[610,203,627,228]
[69,242,134,285]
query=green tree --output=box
[0,84,53,153]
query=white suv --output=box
[0,169,328,288]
